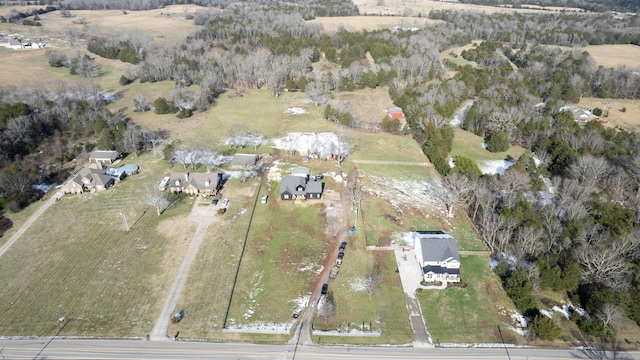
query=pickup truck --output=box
[329,264,340,279]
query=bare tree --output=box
[596,303,625,330]
[427,173,471,217]
[318,291,335,324]
[348,168,364,211]
[119,124,143,157]
[334,131,356,167]
[133,93,152,112]
[146,185,170,216]
[568,154,610,190]
[493,168,531,196]
[365,262,382,299]
[306,79,331,107]
[575,240,635,289]
[512,225,545,260]
[144,129,170,158]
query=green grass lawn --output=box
[0,153,196,337]
[313,250,413,345]
[418,255,523,344]
[451,127,526,163]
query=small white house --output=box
[412,231,461,283]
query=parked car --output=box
[315,174,324,180]
[321,283,328,295]
[261,195,268,204]
[339,241,347,251]
[221,198,229,207]
[337,251,344,260]
[211,199,219,206]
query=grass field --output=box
[307,15,442,33]
[578,97,640,131]
[350,0,586,17]
[0,153,196,336]
[451,127,527,163]
[418,255,523,344]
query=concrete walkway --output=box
[395,249,434,347]
[149,200,218,341]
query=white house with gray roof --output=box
[412,231,461,283]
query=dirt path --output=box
[149,201,219,341]
[0,191,62,259]
[289,188,349,346]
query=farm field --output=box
[0,153,196,337]
[350,0,586,17]
[578,97,640,131]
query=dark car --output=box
[211,199,219,205]
[339,241,347,251]
[337,252,344,260]
[321,283,328,295]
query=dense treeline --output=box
[429,10,640,46]
[0,83,143,211]
[457,0,640,13]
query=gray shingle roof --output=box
[413,231,460,263]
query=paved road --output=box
[0,190,62,259]
[148,200,219,340]
[1,339,636,360]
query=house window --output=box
[284,194,289,199]
[426,273,432,279]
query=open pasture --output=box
[0,154,196,337]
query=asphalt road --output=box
[1,339,637,360]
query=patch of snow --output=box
[272,132,339,159]
[350,277,370,292]
[284,106,308,115]
[450,101,474,127]
[481,142,488,149]
[33,183,52,193]
[391,232,414,246]
[298,263,323,275]
[553,305,571,319]
[478,159,517,175]
[289,295,309,314]
[540,309,554,318]
[267,160,284,182]
[244,271,264,320]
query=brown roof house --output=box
[89,150,120,168]
[412,231,461,284]
[280,175,323,200]
[66,168,115,194]
[168,172,222,196]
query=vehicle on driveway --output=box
[321,283,328,295]
[339,241,347,251]
[221,198,229,207]
[211,199,219,206]
[261,195,268,204]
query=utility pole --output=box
[120,210,130,231]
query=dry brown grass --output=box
[351,0,588,17]
[9,5,203,44]
[332,87,396,124]
[308,15,442,33]
[578,98,640,131]
[583,45,640,69]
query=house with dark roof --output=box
[280,175,323,200]
[412,231,461,284]
[168,172,222,196]
[66,168,115,194]
[89,150,121,167]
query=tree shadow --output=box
[570,331,634,360]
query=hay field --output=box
[351,0,585,17]
[308,15,442,33]
[578,97,640,131]
[583,44,640,69]
[14,5,203,43]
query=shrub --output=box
[176,108,193,119]
[485,130,510,152]
[119,75,132,86]
[153,97,177,114]
[592,107,603,116]
[453,155,481,178]
[381,116,401,133]
[0,216,13,237]
[532,315,562,341]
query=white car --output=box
[261,195,268,204]
[221,198,229,207]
